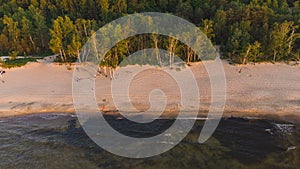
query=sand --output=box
[0,58,300,122]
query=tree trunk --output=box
[273,50,277,62]
[169,51,172,68]
[83,23,88,37]
[287,28,295,55]
[92,36,99,60]
[62,49,67,62]
[168,38,177,68]
[152,35,161,66]
[243,47,251,65]
[29,35,36,50]
[59,49,64,62]
[103,66,107,74]
[77,50,81,63]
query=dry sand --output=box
[0,59,300,122]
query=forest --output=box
[0,0,300,65]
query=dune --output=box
[0,58,300,122]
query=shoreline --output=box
[1,111,299,127]
[1,109,300,124]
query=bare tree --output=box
[167,37,178,68]
[152,34,162,66]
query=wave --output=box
[272,123,294,135]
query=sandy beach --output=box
[0,58,300,122]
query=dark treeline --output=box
[0,0,299,64]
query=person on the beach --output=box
[0,70,5,83]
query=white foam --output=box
[244,116,261,120]
[287,146,296,152]
[273,123,294,135]
[164,133,172,137]
[158,141,175,145]
[158,117,210,120]
[70,114,77,118]
[39,114,69,120]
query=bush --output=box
[1,58,38,68]
[9,51,18,60]
[54,56,77,63]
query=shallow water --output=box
[0,113,299,169]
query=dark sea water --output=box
[0,113,299,169]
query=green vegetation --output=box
[0,57,38,68]
[0,0,299,65]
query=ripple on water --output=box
[0,114,299,169]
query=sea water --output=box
[0,113,299,169]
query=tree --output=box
[2,15,21,53]
[175,0,193,20]
[49,16,77,61]
[180,31,195,64]
[241,41,263,64]
[152,34,162,66]
[67,34,81,59]
[97,0,110,22]
[269,21,299,61]
[225,21,252,63]
[112,0,127,16]
[20,16,35,54]
[0,0,299,65]
[27,5,48,52]
[49,17,64,61]
[200,19,215,41]
[49,16,97,61]
[214,10,227,45]
[0,34,9,54]
[167,36,178,68]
